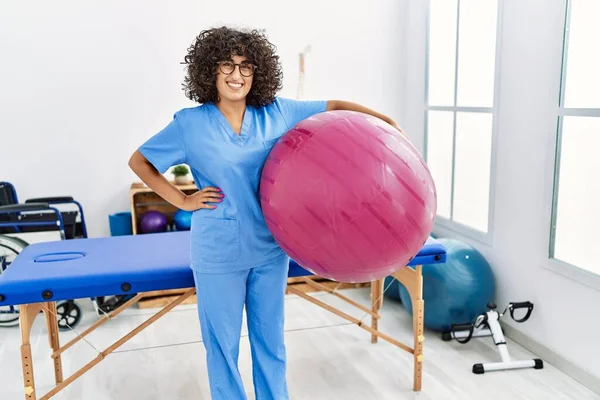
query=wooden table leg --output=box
[43,302,63,385]
[412,266,424,392]
[41,288,196,399]
[13,288,196,399]
[20,303,45,400]
[371,279,384,343]
[392,265,424,391]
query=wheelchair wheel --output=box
[94,295,135,315]
[0,235,28,327]
[0,234,28,263]
[56,300,82,330]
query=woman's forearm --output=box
[326,100,407,138]
[128,150,187,209]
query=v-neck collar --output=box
[209,102,254,144]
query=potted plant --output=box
[172,164,190,184]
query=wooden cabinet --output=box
[129,182,198,234]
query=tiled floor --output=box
[1,288,598,399]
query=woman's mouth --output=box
[227,82,243,90]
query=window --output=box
[425,0,499,235]
[550,0,600,277]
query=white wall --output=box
[0,0,406,237]
[401,0,600,388]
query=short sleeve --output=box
[138,113,187,174]
[275,97,328,129]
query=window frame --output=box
[423,0,504,245]
[545,0,600,291]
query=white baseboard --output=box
[501,321,600,396]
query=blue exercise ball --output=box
[173,209,193,231]
[398,238,495,332]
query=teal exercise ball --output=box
[398,238,495,332]
[383,276,403,302]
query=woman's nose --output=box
[231,65,242,79]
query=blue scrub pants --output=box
[193,255,290,400]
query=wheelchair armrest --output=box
[26,196,74,204]
[0,202,51,213]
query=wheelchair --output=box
[0,181,133,330]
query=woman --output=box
[129,26,405,400]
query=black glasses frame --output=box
[217,61,257,77]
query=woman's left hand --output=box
[388,120,408,139]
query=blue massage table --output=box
[0,231,446,399]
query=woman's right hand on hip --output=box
[182,187,223,210]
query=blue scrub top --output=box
[139,97,327,273]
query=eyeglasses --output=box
[218,61,256,77]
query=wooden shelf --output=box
[129,181,198,234]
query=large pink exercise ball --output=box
[260,110,437,282]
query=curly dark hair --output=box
[182,26,283,107]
